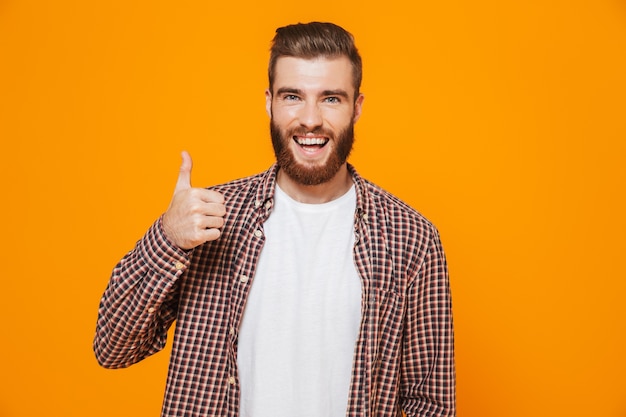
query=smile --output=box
[294,136,329,147]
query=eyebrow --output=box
[275,87,351,100]
[322,89,350,99]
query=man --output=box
[94,22,455,417]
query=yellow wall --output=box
[1,1,625,416]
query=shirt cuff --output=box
[137,215,192,280]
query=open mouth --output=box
[294,136,329,151]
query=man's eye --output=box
[324,97,340,103]
[284,94,299,101]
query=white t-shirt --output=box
[237,184,361,417]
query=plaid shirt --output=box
[94,164,455,417]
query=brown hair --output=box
[268,22,363,98]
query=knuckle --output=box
[209,190,225,204]
[191,217,205,230]
[191,229,204,243]
[189,202,202,213]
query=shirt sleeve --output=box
[93,216,191,369]
[401,229,456,416]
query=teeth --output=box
[296,137,327,146]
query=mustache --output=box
[285,127,335,138]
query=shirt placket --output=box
[226,198,272,415]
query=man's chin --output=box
[280,162,344,186]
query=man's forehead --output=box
[272,56,355,94]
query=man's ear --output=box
[265,89,272,118]
[353,93,365,123]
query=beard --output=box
[270,119,355,186]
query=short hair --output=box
[268,22,363,98]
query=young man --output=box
[94,22,456,417]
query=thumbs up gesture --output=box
[162,151,226,250]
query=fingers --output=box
[174,150,193,192]
[188,188,225,205]
[189,227,223,245]
[163,151,227,249]
[166,220,223,250]
[200,202,227,218]
[162,193,226,249]
[192,212,226,230]
[183,197,226,224]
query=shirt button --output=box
[240,275,249,284]
[362,213,369,222]
[147,307,156,314]
[265,200,272,209]
[174,261,185,270]
[254,229,263,238]
[230,326,235,336]
[254,201,261,208]
[228,376,236,386]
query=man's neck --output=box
[276,165,353,204]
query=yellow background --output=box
[1,1,625,416]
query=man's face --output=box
[266,56,364,186]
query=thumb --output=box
[174,150,193,192]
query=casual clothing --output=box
[238,184,361,417]
[94,164,456,417]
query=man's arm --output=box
[94,151,226,368]
[93,217,189,368]
[401,229,456,416]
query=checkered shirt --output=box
[94,164,456,416]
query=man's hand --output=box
[162,151,226,250]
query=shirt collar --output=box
[253,163,371,218]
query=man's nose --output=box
[298,101,323,129]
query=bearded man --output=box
[94,21,456,417]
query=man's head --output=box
[266,22,365,188]
[268,22,363,102]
